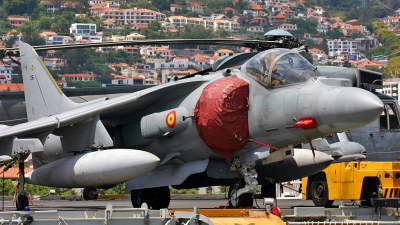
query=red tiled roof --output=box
[0,167,33,179]
[0,83,24,91]
[8,17,29,21]
[189,2,201,7]
[215,48,234,53]
[170,3,182,8]
[41,31,58,36]
[62,73,96,78]
[223,7,236,11]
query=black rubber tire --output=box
[83,188,98,201]
[131,189,150,208]
[228,183,253,207]
[310,174,332,207]
[148,186,170,209]
[361,180,380,207]
[261,184,276,198]
[16,195,29,211]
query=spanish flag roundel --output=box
[166,110,176,128]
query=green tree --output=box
[31,4,46,21]
[120,26,133,36]
[148,21,161,32]
[0,179,16,195]
[2,0,38,15]
[105,183,129,194]
[289,18,318,35]
[214,28,231,38]
[37,17,53,30]
[169,187,199,194]
[326,27,343,39]
[181,24,213,39]
[4,35,16,48]
[365,66,380,72]
[51,16,70,33]
[383,56,400,78]
[219,186,228,194]
[54,188,76,195]
[0,7,9,21]
[235,0,246,11]
[20,21,36,44]
[19,21,46,46]
[152,0,170,11]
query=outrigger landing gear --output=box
[229,159,257,207]
[83,188,99,201]
[16,153,29,211]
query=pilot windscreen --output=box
[245,50,282,87]
[272,53,319,86]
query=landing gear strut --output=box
[229,159,257,207]
[16,154,29,211]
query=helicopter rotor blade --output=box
[2,39,281,54]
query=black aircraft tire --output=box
[310,174,332,207]
[148,186,170,209]
[228,183,254,207]
[83,188,98,201]
[16,195,29,211]
[131,189,150,208]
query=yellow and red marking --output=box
[166,110,176,128]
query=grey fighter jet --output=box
[0,31,383,210]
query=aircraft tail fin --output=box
[19,42,78,121]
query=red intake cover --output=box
[194,75,249,162]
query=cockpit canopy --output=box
[245,48,322,87]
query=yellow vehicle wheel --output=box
[310,174,333,207]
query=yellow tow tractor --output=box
[302,161,400,206]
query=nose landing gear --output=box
[228,159,258,207]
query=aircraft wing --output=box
[0,79,207,140]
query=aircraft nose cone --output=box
[318,87,383,132]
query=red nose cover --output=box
[194,75,249,162]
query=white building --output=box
[48,35,73,44]
[112,77,158,86]
[154,57,195,70]
[247,26,264,32]
[0,61,17,81]
[95,8,166,26]
[41,1,60,13]
[278,23,297,31]
[70,23,97,36]
[188,2,204,14]
[377,79,400,103]
[167,16,240,32]
[314,6,324,15]
[327,39,358,57]
[74,35,103,42]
